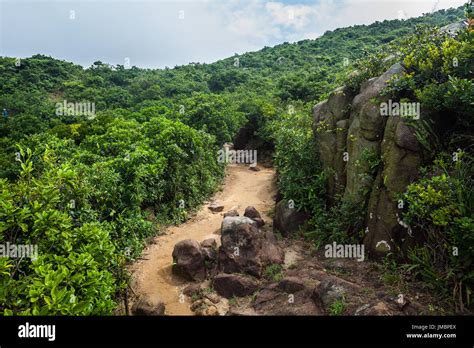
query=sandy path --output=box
[129,164,276,315]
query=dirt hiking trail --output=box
[129,164,276,315]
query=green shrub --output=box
[402,153,473,311]
[268,103,326,216]
[263,264,283,282]
[0,150,117,315]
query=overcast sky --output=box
[0,0,466,69]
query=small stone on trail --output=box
[208,202,224,213]
[249,165,261,171]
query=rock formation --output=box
[312,62,427,258]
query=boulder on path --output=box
[244,206,262,220]
[172,239,206,281]
[244,206,265,227]
[218,216,283,277]
[200,238,217,262]
[221,215,257,232]
[273,199,310,236]
[131,297,165,316]
[219,216,261,277]
[208,202,224,213]
[213,273,259,298]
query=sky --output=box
[0,0,466,69]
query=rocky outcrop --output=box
[440,21,468,37]
[244,206,261,220]
[364,116,423,257]
[312,62,428,257]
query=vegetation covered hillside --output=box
[0,5,471,315]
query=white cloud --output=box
[265,2,314,30]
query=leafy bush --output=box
[268,103,326,215]
[0,149,116,315]
[402,153,473,311]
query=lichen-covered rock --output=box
[310,61,433,258]
[344,64,406,205]
[313,87,354,202]
[218,216,263,276]
[311,277,361,310]
[364,116,423,258]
